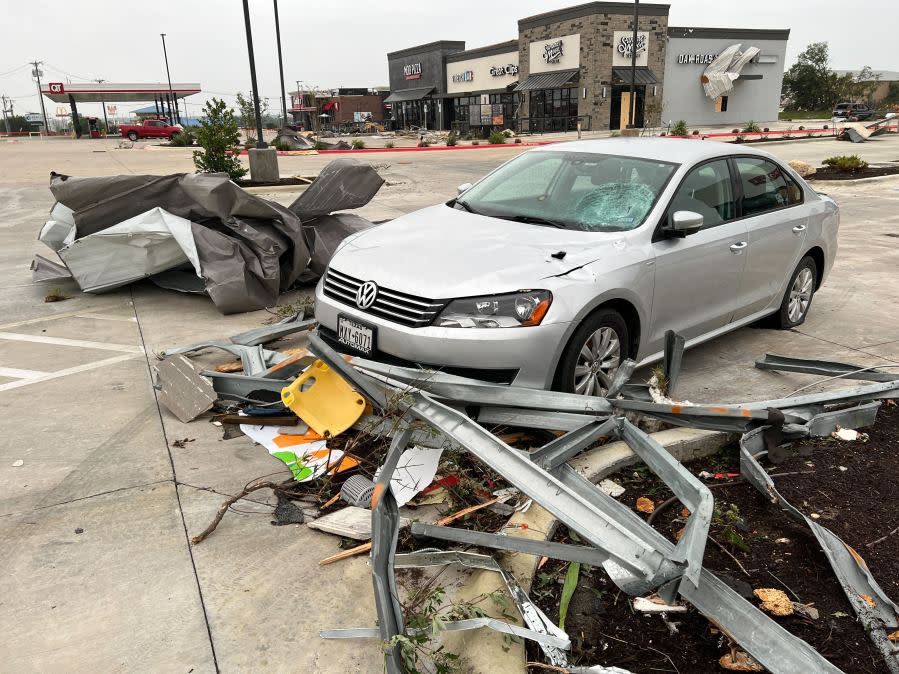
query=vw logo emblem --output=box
[356,280,378,310]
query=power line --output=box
[43,62,96,82]
[0,63,30,78]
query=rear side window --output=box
[735,157,802,216]
[669,159,734,228]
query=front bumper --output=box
[314,280,570,389]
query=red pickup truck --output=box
[119,119,183,141]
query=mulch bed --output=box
[810,165,899,181]
[529,403,898,674]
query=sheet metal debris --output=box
[154,355,217,422]
[302,332,899,674]
[34,160,382,314]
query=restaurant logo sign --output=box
[678,53,719,65]
[542,40,564,64]
[452,70,474,84]
[403,63,422,80]
[489,64,519,77]
[616,34,647,59]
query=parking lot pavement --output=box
[1,134,897,671]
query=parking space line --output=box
[76,313,138,323]
[0,332,143,354]
[0,366,50,379]
[0,303,133,330]
[0,354,139,392]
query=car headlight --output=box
[435,290,552,328]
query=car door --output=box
[650,158,748,346]
[730,156,808,320]
[148,120,164,137]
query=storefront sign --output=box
[48,82,64,94]
[489,64,519,77]
[452,70,474,84]
[612,31,649,67]
[529,34,580,73]
[25,112,43,123]
[542,40,564,64]
[677,53,719,65]
[403,63,422,80]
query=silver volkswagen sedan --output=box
[314,138,839,394]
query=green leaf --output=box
[558,562,581,631]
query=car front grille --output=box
[323,267,446,328]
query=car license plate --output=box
[337,315,375,355]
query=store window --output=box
[528,88,578,132]
[735,157,802,216]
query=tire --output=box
[127,131,139,141]
[776,255,817,328]
[554,308,629,395]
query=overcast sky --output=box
[1,0,896,120]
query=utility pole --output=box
[95,78,109,134]
[160,34,180,123]
[241,0,266,148]
[273,0,288,128]
[1,95,10,133]
[31,61,50,133]
[628,0,639,128]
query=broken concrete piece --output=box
[599,479,625,498]
[154,355,216,423]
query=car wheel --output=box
[127,131,139,141]
[777,256,817,328]
[555,308,628,396]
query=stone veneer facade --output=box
[517,2,669,131]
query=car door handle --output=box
[792,225,807,234]
[729,241,747,253]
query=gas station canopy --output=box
[41,82,201,103]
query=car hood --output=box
[328,204,623,298]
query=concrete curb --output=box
[446,427,731,673]
[808,173,899,185]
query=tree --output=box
[782,42,839,111]
[235,91,269,135]
[0,115,33,133]
[192,98,246,181]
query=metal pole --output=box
[95,79,109,135]
[242,0,267,148]
[628,0,638,128]
[160,34,180,124]
[273,0,288,127]
[32,61,50,133]
[1,95,9,133]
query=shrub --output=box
[670,120,688,136]
[314,141,330,151]
[351,139,366,150]
[822,154,868,172]
[732,128,740,134]
[788,159,816,177]
[417,140,430,147]
[489,131,507,145]
[503,129,514,138]
[471,140,480,145]
[823,124,829,130]
[798,125,805,131]
[446,131,457,146]
[691,130,700,135]
[763,127,770,132]
[244,136,257,150]
[742,120,761,133]
[272,139,292,151]
[735,135,745,143]
[385,140,395,148]
[514,137,522,143]
[170,130,195,147]
[193,98,247,180]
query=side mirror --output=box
[457,182,473,195]
[666,210,704,237]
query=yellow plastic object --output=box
[281,359,366,437]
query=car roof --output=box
[531,137,777,166]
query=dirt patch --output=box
[529,404,898,674]
[810,165,899,181]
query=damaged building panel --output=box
[154,355,217,423]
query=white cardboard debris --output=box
[375,445,443,507]
[633,595,688,613]
[600,479,625,498]
[831,427,869,442]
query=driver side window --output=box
[669,159,734,229]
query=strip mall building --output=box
[385,1,788,133]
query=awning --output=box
[611,67,658,85]
[41,82,201,104]
[383,87,435,103]
[514,69,580,92]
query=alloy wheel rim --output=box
[788,268,814,323]
[574,327,621,396]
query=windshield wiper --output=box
[499,214,568,229]
[448,198,480,215]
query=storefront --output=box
[383,3,789,132]
[385,40,465,130]
[443,40,521,134]
[662,27,789,127]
